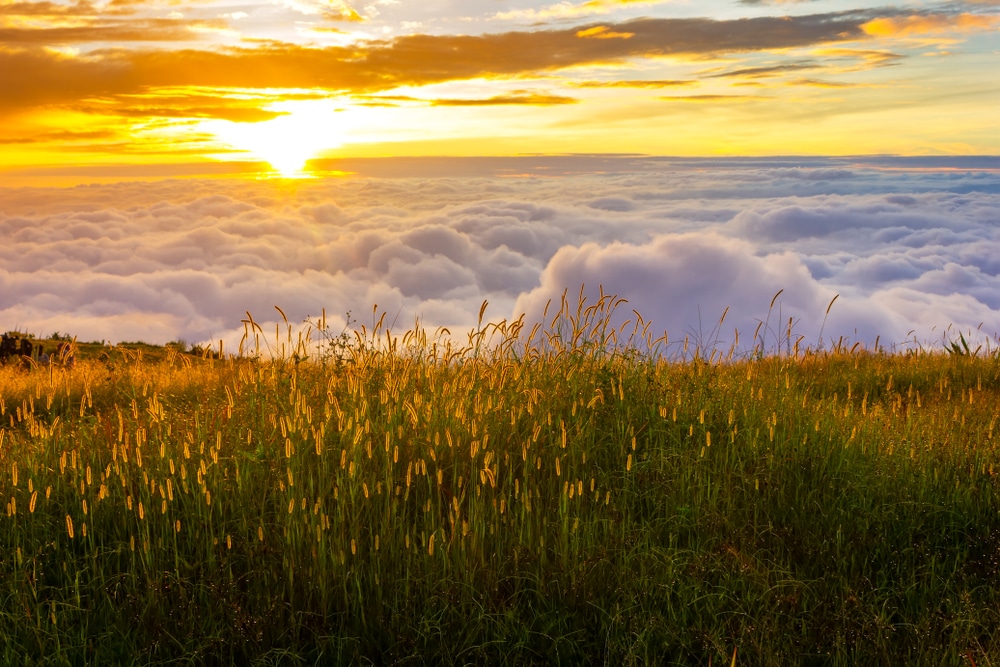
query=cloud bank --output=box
[2,156,999,354]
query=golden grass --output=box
[2,298,1000,663]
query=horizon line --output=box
[4,153,1000,188]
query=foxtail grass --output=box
[2,295,1000,665]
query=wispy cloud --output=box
[576,25,634,39]
[705,63,820,79]
[785,78,862,88]
[495,0,668,22]
[658,94,767,102]
[738,0,822,5]
[810,48,906,69]
[571,79,696,88]
[431,93,578,106]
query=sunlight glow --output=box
[4,0,1000,185]
[201,100,347,176]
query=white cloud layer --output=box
[2,157,999,355]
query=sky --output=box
[1,0,999,179]
[1,0,999,356]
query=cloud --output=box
[512,233,878,350]
[738,0,822,4]
[588,197,635,212]
[785,78,860,88]
[430,93,578,106]
[706,63,820,79]
[0,181,562,346]
[571,79,696,88]
[658,94,767,102]
[810,48,905,69]
[280,0,366,21]
[76,100,289,123]
[322,0,366,22]
[3,157,1000,353]
[0,19,230,44]
[862,13,1000,38]
[730,201,955,242]
[576,26,635,39]
[0,0,136,18]
[0,12,876,115]
[495,0,666,21]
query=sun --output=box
[201,100,347,177]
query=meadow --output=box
[2,295,1000,665]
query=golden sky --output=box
[1,0,998,182]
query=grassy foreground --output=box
[2,303,1000,665]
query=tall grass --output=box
[2,296,1000,665]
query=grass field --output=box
[2,298,1000,665]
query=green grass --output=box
[2,304,1000,665]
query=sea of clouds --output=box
[2,156,999,356]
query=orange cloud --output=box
[0,13,872,118]
[0,128,118,146]
[323,1,365,22]
[0,0,136,19]
[862,13,1000,37]
[432,93,578,106]
[0,18,229,43]
[79,102,289,123]
[576,26,635,39]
